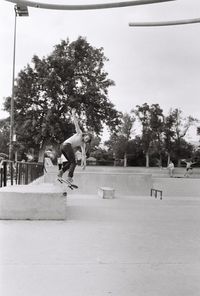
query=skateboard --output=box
[57,177,78,190]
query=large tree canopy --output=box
[4,37,120,156]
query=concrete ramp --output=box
[46,172,152,196]
[0,183,67,220]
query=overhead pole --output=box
[4,0,176,10]
[129,18,200,27]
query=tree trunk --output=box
[124,153,127,167]
[113,153,116,166]
[177,159,181,167]
[167,153,170,166]
[145,152,149,168]
[159,154,162,168]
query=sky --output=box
[1,0,200,141]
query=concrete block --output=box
[98,187,115,199]
[0,183,67,220]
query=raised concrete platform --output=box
[0,183,67,220]
[46,171,152,196]
[76,165,200,178]
[153,177,200,197]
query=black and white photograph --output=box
[0,0,200,295]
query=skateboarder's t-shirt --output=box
[63,132,83,148]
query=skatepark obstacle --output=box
[45,171,152,196]
[0,183,67,220]
[150,188,162,200]
[98,187,115,199]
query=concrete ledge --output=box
[0,183,67,220]
[45,172,152,196]
[153,177,200,197]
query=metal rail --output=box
[150,188,162,200]
[0,160,44,187]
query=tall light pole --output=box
[9,4,29,160]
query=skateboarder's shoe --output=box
[57,170,63,178]
[66,177,73,184]
[57,177,78,189]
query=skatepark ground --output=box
[0,166,200,295]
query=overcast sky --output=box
[1,0,200,140]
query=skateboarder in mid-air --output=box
[183,159,196,177]
[57,108,92,186]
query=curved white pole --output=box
[129,18,200,27]
[4,0,176,10]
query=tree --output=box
[170,109,198,166]
[0,118,10,154]
[173,139,195,165]
[119,113,135,166]
[197,126,200,137]
[126,136,145,166]
[3,37,120,160]
[163,110,176,165]
[105,112,135,166]
[133,103,164,167]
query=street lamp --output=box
[9,4,29,160]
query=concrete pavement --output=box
[0,194,200,296]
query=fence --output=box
[0,160,44,188]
